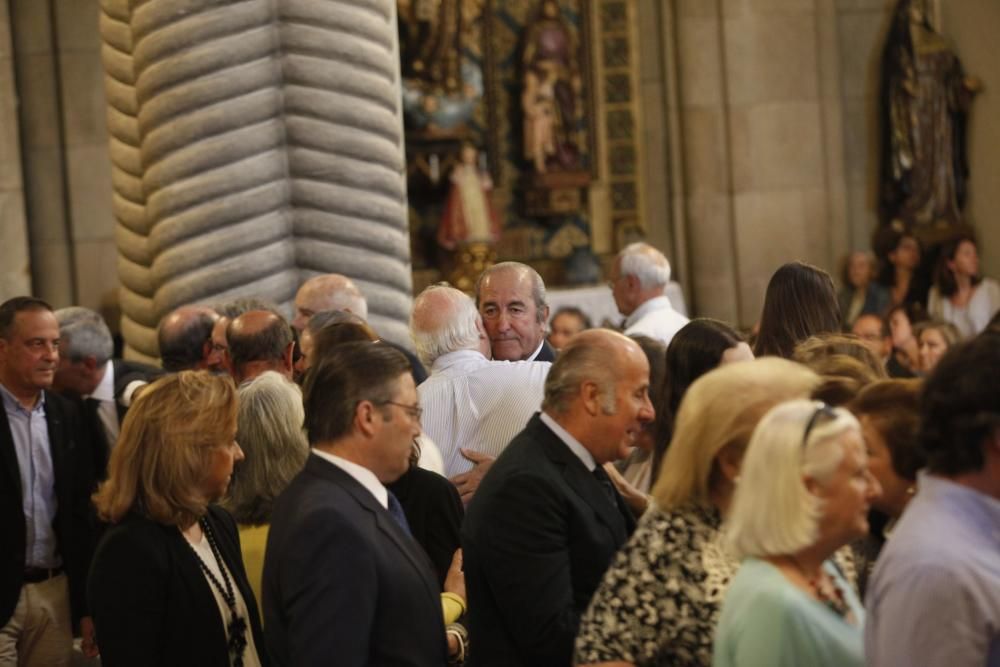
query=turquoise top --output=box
[712,557,865,667]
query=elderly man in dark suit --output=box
[0,297,97,664]
[463,329,654,666]
[53,307,161,479]
[263,342,447,666]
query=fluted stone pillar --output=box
[100,0,411,361]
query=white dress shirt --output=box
[418,349,551,477]
[623,295,690,346]
[88,360,119,447]
[312,449,388,509]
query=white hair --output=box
[618,242,671,289]
[410,285,482,367]
[55,307,113,364]
[725,399,859,559]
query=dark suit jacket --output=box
[462,414,636,667]
[533,340,557,362]
[263,454,447,666]
[87,505,266,667]
[110,358,163,422]
[0,391,95,628]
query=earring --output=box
[906,485,916,496]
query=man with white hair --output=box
[610,242,688,345]
[411,285,551,502]
[53,307,160,474]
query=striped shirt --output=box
[418,350,551,477]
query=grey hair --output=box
[725,400,859,559]
[223,371,309,525]
[618,242,671,289]
[410,285,482,367]
[54,307,113,364]
[475,262,548,324]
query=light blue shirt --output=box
[0,383,60,568]
[865,472,1000,667]
[713,557,865,667]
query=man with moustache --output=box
[0,298,97,663]
[462,329,653,666]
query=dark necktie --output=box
[592,465,619,507]
[386,491,412,537]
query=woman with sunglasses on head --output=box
[713,401,880,667]
[88,371,265,667]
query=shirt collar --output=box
[312,449,389,509]
[624,295,672,328]
[0,381,45,414]
[89,360,114,401]
[540,411,596,471]
[430,349,489,374]
[526,339,545,361]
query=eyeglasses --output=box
[379,401,423,422]
[802,403,836,448]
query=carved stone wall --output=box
[101,0,412,360]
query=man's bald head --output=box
[157,305,220,372]
[226,310,294,383]
[293,274,369,331]
[410,285,488,366]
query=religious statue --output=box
[437,143,501,250]
[521,0,583,173]
[879,0,979,229]
[398,0,462,95]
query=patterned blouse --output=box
[574,502,739,667]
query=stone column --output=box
[0,3,33,298]
[101,0,411,360]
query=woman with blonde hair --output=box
[713,400,880,667]
[575,358,819,667]
[88,372,265,667]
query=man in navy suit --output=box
[463,329,654,666]
[263,341,447,666]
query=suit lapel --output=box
[0,406,22,500]
[532,417,628,545]
[304,455,442,602]
[44,394,70,511]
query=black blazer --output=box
[462,414,636,667]
[263,454,447,667]
[87,505,266,667]
[0,391,95,627]
[534,340,557,362]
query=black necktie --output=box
[592,466,619,507]
[386,491,412,537]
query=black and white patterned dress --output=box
[574,502,738,667]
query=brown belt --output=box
[23,567,63,583]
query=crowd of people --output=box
[1,239,998,667]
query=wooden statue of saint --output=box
[437,143,501,250]
[879,0,979,228]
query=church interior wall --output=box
[0,0,996,334]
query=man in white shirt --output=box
[411,286,551,501]
[263,341,446,666]
[610,242,689,345]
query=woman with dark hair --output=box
[838,251,890,327]
[88,372,265,667]
[872,224,929,310]
[927,236,1000,338]
[754,262,841,359]
[847,379,924,595]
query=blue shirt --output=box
[865,472,1000,667]
[713,557,865,667]
[0,383,60,568]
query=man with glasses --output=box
[263,342,446,666]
